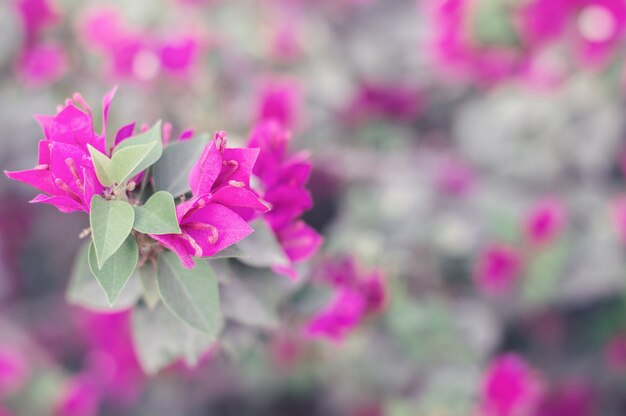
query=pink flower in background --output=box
[478,353,543,416]
[14,0,67,87]
[152,132,269,269]
[15,0,60,42]
[53,375,100,416]
[247,121,322,279]
[79,6,206,83]
[523,198,567,247]
[434,154,476,196]
[535,379,596,416]
[609,195,626,244]
[427,0,525,84]
[345,82,423,125]
[16,43,67,88]
[473,244,523,295]
[0,346,30,397]
[306,256,386,342]
[520,0,626,69]
[256,78,303,130]
[74,310,144,408]
[3,90,123,213]
[604,332,626,372]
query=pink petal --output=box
[101,85,118,137]
[276,220,322,263]
[4,168,56,195]
[114,122,136,146]
[49,104,98,151]
[150,233,195,269]
[188,132,224,196]
[211,186,269,212]
[183,203,253,257]
[214,147,259,189]
[30,194,83,213]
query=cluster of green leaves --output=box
[67,127,289,373]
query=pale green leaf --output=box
[133,191,181,235]
[88,236,138,305]
[90,195,135,268]
[157,251,222,334]
[110,142,156,185]
[237,219,289,268]
[132,303,218,374]
[87,145,115,187]
[66,242,142,311]
[138,263,160,310]
[114,120,163,178]
[152,134,209,197]
[221,277,278,329]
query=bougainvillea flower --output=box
[0,345,30,397]
[473,243,523,295]
[535,379,596,416]
[523,198,567,246]
[306,256,386,342]
[151,132,269,269]
[15,0,60,43]
[604,332,626,372]
[344,82,423,125]
[427,0,526,84]
[255,78,303,130]
[53,375,100,416]
[247,121,322,279]
[609,195,626,244]
[478,353,544,416]
[3,91,122,213]
[79,6,205,83]
[519,0,626,69]
[16,43,68,89]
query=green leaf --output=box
[469,0,520,47]
[209,244,248,259]
[90,195,135,268]
[114,121,163,179]
[88,236,139,305]
[237,220,290,268]
[138,263,160,310]
[110,142,157,186]
[88,145,115,187]
[152,134,209,197]
[133,191,181,235]
[132,303,219,374]
[157,251,222,334]
[221,277,278,329]
[66,242,142,311]
[522,239,569,305]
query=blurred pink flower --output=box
[609,195,626,244]
[535,379,596,416]
[53,376,100,416]
[16,0,60,42]
[79,6,206,83]
[16,43,67,88]
[520,0,626,69]
[345,82,423,125]
[434,154,476,196]
[478,353,544,416]
[152,132,269,269]
[306,256,386,342]
[0,346,30,397]
[473,244,523,295]
[523,198,567,247]
[247,121,322,279]
[604,332,626,372]
[256,78,303,130]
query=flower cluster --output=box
[14,0,67,87]
[79,6,207,82]
[473,198,567,295]
[306,256,386,342]
[428,0,626,86]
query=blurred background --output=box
[2,0,626,414]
